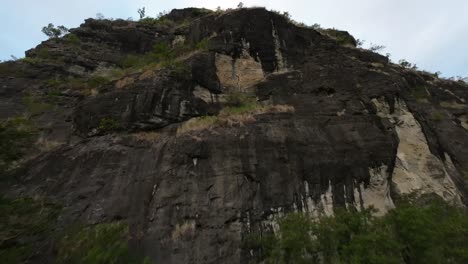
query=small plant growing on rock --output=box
[431,111,444,122]
[411,85,428,101]
[245,196,468,264]
[65,33,81,45]
[98,117,121,132]
[0,196,61,262]
[195,38,210,50]
[22,95,53,116]
[56,222,151,264]
[177,92,295,135]
[41,23,68,39]
[0,117,36,175]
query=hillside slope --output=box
[1,7,467,264]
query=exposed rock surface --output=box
[1,7,467,264]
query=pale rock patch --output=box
[371,97,462,204]
[215,52,264,92]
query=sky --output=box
[0,0,467,77]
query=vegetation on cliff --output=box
[245,196,468,264]
[0,117,35,177]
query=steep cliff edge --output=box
[1,7,467,263]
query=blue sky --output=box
[1,0,467,77]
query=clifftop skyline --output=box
[1,0,467,78]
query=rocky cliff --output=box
[1,7,467,264]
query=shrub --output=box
[320,28,356,47]
[431,111,444,122]
[22,95,53,116]
[0,196,60,262]
[88,76,110,88]
[57,222,151,264]
[36,47,51,59]
[177,93,294,135]
[138,16,174,27]
[20,57,42,64]
[0,117,35,175]
[65,33,81,45]
[169,61,191,79]
[411,86,428,100]
[195,38,210,50]
[99,117,121,132]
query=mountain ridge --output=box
[1,7,467,263]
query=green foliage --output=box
[118,54,145,69]
[43,75,111,96]
[0,196,60,263]
[99,117,121,132]
[169,61,191,79]
[42,23,68,39]
[20,57,42,64]
[247,197,468,264]
[410,85,428,100]
[0,117,35,175]
[117,41,196,73]
[36,47,51,59]
[369,43,386,52]
[138,16,174,27]
[57,222,151,264]
[22,95,54,116]
[431,111,444,122]
[150,42,173,61]
[195,38,209,50]
[115,37,208,78]
[399,59,418,70]
[224,92,257,111]
[88,76,110,88]
[320,28,356,47]
[65,33,81,45]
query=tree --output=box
[369,43,385,52]
[356,39,365,48]
[311,23,322,30]
[41,23,68,39]
[246,196,468,264]
[96,12,105,20]
[399,59,417,69]
[138,7,146,19]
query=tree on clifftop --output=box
[41,23,68,39]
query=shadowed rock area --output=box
[0,7,467,264]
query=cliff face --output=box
[1,7,467,263]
